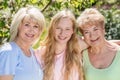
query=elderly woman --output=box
[77,8,120,80]
[0,6,45,80]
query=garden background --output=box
[0,0,120,48]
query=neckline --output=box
[55,50,65,59]
[86,49,119,71]
[11,41,33,58]
[56,49,65,55]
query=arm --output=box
[109,40,120,45]
[78,37,89,52]
[0,43,18,80]
[0,75,13,80]
[34,46,46,66]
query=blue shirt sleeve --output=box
[0,43,18,75]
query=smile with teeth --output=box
[25,33,34,38]
[91,37,99,42]
[58,36,67,40]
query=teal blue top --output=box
[0,42,43,80]
[83,49,120,80]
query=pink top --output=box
[35,48,79,80]
[54,50,65,80]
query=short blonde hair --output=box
[77,8,105,33]
[10,6,45,41]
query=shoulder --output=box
[0,42,16,53]
[0,42,20,57]
[0,42,12,52]
[0,42,20,75]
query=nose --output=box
[90,32,96,39]
[60,29,65,35]
[29,26,35,33]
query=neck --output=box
[15,38,31,49]
[15,39,31,57]
[89,40,116,54]
[16,41,30,49]
[89,41,105,54]
[55,43,66,54]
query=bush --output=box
[100,9,120,39]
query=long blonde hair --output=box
[42,9,84,80]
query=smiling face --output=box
[54,18,73,44]
[77,9,106,48]
[82,25,105,47]
[17,17,41,45]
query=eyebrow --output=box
[94,26,98,29]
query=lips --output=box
[91,37,99,42]
[58,36,67,40]
[25,33,34,38]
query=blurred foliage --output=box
[101,9,120,39]
[0,0,120,47]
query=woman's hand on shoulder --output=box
[78,36,88,52]
[0,75,13,80]
[109,40,120,46]
[34,46,46,65]
[34,46,46,56]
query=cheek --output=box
[55,31,59,37]
[83,34,90,41]
[55,29,60,34]
[96,30,104,37]
[35,31,41,37]
[101,30,105,35]
[67,30,73,35]
[17,29,25,36]
[54,31,58,37]
[83,33,87,38]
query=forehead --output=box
[57,18,73,27]
[22,16,38,25]
[83,25,97,29]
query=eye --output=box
[56,27,61,29]
[34,25,39,28]
[94,28,98,31]
[24,23,30,27]
[66,28,70,30]
[84,31,89,34]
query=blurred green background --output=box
[0,0,120,48]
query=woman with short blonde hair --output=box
[77,8,120,80]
